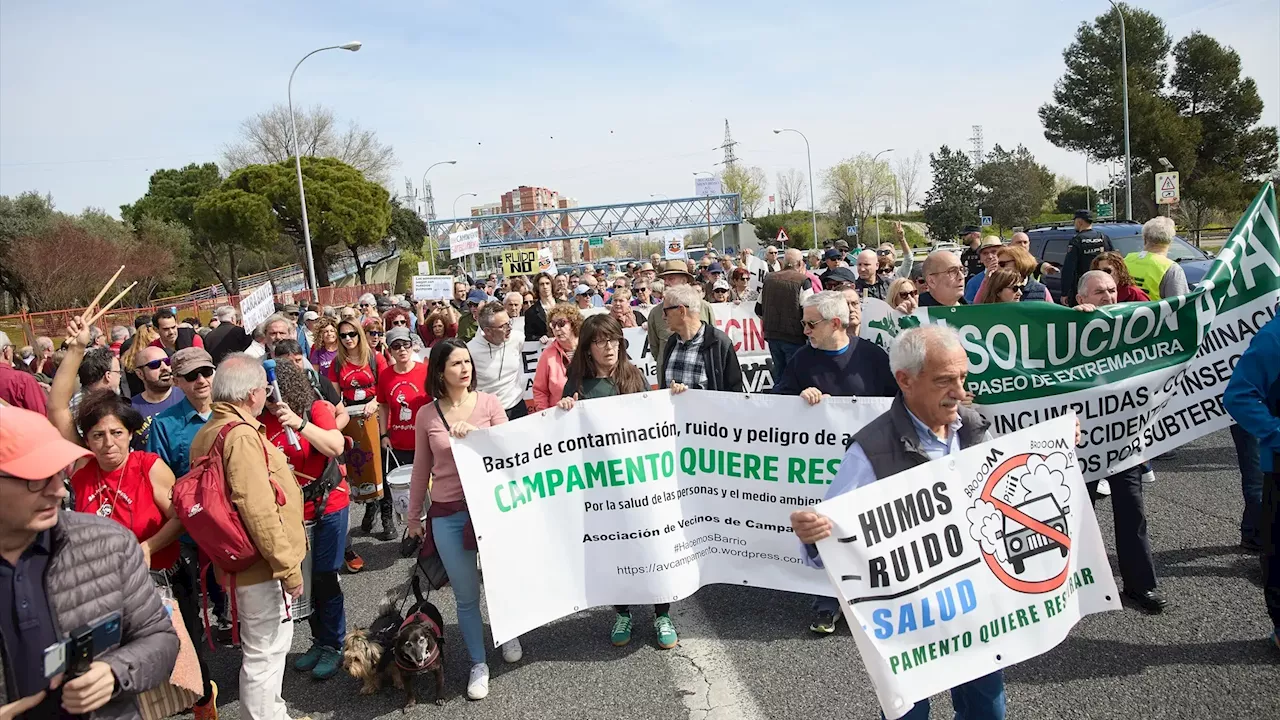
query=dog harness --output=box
[394,610,443,674]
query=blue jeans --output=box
[1230,424,1263,544]
[432,511,486,665]
[811,595,840,615]
[891,670,1006,720]
[309,504,348,649]
[768,340,804,382]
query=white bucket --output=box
[386,465,414,522]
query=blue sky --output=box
[1,0,1276,218]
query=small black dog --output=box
[343,578,446,710]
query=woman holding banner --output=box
[531,304,582,411]
[557,315,679,650]
[407,338,522,700]
[524,272,558,341]
[328,319,390,550]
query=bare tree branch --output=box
[894,151,925,213]
[221,103,395,185]
[775,169,807,213]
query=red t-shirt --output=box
[327,354,388,404]
[149,334,205,350]
[376,361,432,451]
[261,399,349,521]
[70,451,179,571]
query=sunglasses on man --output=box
[180,366,214,382]
[141,357,172,371]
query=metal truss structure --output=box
[427,194,742,248]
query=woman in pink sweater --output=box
[531,303,582,411]
[406,338,521,700]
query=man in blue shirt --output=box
[963,236,1003,303]
[1223,311,1280,651]
[791,325,1006,720]
[147,348,214,476]
[773,290,897,635]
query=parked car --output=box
[1024,221,1214,300]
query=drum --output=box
[293,520,316,621]
[386,464,414,522]
[344,406,384,503]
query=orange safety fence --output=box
[0,283,391,348]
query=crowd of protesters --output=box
[0,212,1275,720]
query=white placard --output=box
[238,282,275,334]
[664,234,686,260]
[537,247,558,277]
[816,415,1119,718]
[694,177,722,197]
[450,228,480,258]
[418,261,432,275]
[412,275,454,301]
[454,391,892,645]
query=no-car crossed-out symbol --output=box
[980,453,1071,594]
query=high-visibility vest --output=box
[1123,251,1175,301]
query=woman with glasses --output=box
[1091,251,1150,303]
[358,293,379,320]
[632,283,655,312]
[308,316,342,375]
[976,268,1026,304]
[376,327,431,543]
[327,320,391,542]
[729,268,755,303]
[260,355,349,680]
[407,339,522,700]
[418,307,458,349]
[363,317,388,360]
[886,277,920,314]
[994,245,1054,303]
[48,315,217,711]
[556,315,678,649]
[523,272,559,342]
[531,304,582,411]
[608,286,645,328]
[383,306,425,356]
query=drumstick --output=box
[83,266,125,321]
[85,281,137,326]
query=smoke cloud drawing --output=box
[968,452,1074,565]
[967,499,1008,563]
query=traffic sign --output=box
[846,225,858,237]
[588,236,603,247]
[776,228,789,244]
[980,216,993,227]
[1095,202,1113,218]
[1156,171,1180,205]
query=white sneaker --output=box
[501,638,523,663]
[1140,470,1155,484]
[1096,479,1112,496]
[467,663,490,700]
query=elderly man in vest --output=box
[1123,216,1189,302]
[790,325,1006,719]
[190,353,307,720]
[1075,270,1169,614]
[757,248,814,379]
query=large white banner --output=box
[454,391,893,645]
[449,228,480,259]
[815,414,1120,718]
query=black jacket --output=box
[657,323,744,392]
[523,302,549,341]
[1061,228,1112,306]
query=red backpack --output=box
[171,421,287,645]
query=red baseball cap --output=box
[0,405,91,480]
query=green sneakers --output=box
[293,644,324,673]
[654,614,678,649]
[611,613,633,646]
[312,646,342,681]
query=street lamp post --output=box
[288,41,362,296]
[421,160,457,273]
[693,172,716,253]
[872,148,894,244]
[1107,0,1133,221]
[773,129,818,250]
[453,193,478,277]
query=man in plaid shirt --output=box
[657,284,743,393]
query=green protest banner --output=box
[874,183,1279,480]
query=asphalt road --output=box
[188,427,1277,720]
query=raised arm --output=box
[49,316,93,445]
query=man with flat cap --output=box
[958,225,984,279]
[1061,209,1112,307]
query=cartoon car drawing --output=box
[994,494,1070,574]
